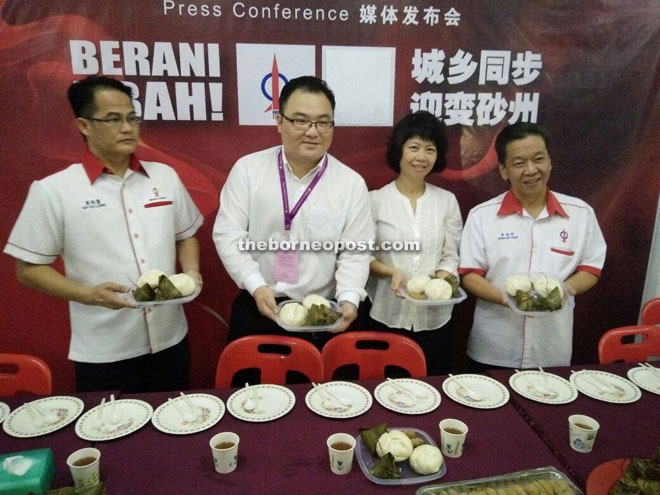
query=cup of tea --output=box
[326,433,356,475]
[66,447,101,490]
[439,419,468,458]
[210,432,240,473]
[568,414,600,453]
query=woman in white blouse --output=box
[366,111,463,375]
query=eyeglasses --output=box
[280,113,334,133]
[83,115,142,127]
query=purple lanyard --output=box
[278,147,328,231]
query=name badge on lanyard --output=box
[272,148,328,284]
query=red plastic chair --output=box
[597,325,660,364]
[215,335,323,388]
[0,353,53,397]
[641,297,660,326]
[321,331,427,381]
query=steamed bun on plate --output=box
[407,275,431,295]
[375,430,414,462]
[302,294,331,310]
[137,269,166,288]
[424,278,453,300]
[169,273,197,296]
[533,274,564,299]
[505,275,533,297]
[279,302,308,326]
[409,444,443,475]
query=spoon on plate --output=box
[311,382,335,410]
[242,383,257,412]
[107,394,122,424]
[386,378,428,400]
[312,382,351,408]
[169,398,197,423]
[448,374,483,401]
[91,398,106,431]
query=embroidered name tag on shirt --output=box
[81,199,107,209]
[497,232,518,240]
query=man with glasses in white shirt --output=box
[4,76,202,392]
[214,76,374,349]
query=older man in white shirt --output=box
[213,76,374,348]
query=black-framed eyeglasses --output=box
[83,115,142,127]
[280,113,334,133]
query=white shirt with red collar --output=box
[459,189,606,368]
[4,152,203,363]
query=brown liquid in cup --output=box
[444,427,465,435]
[574,423,593,430]
[331,441,353,451]
[215,441,235,449]
[72,456,97,467]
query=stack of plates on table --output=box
[305,381,372,419]
[3,396,84,438]
[509,370,578,404]
[76,399,153,441]
[569,370,641,403]
[152,394,225,435]
[626,365,660,395]
[373,379,441,415]
[227,384,295,422]
[442,374,510,409]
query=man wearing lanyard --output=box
[4,76,203,392]
[213,76,374,348]
[459,122,606,370]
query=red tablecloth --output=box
[486,362,660,489]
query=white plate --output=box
[75,399,153,441]
[227,384,295,422]
[128,283,201,307]
[305,381,373,419]
[275,299,343,332]
[569,370,641,404]
[356,427,447,485]
[2,396,84,438]
[442,374,510,409]
[0,402,9,424]
[152,394,225,435]
[401,286,468,306]
[627,366,660,395]
[373,379,441,415]
[509,371,577,404]
[503,272,575,316]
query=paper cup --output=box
[210,432,240,473]
[67,447,101,490]
[439,419,468,458]
[568,414,599,453]
[327,433,356,475]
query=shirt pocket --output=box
[550,246,575,257]
[305,206,344,241]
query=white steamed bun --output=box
[302,294,331,310]
[169,273,197,296]
[137,269,166,288]
[533,274,564,299]
[424,278,453,300]
[407,275,431,295]
[505,275,533,296]
[409,444,443,475]
[279,303,308,326]
[375,430,414,462]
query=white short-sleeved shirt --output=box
[367,181,463,331]
[4,152,203,363]
[459,189,606,368]
[213,146,374,307]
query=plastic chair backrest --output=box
[641,298,660,326]
[215,335,323,388]
[321,331,427,381]
[597,325,660,364]
[0,353,53,397]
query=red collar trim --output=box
[82,151,145,183]
[497,189,568,218]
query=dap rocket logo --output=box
[262,56,288,118]
[236,43,315,126]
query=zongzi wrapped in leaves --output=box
[155,274,183,301]
[540,286,562,311]
[515,290,537,312]
[304,304,342,326]
[368,453,400,480]
[133,283,155,302]
[444,274,460,298]
[637,479,660,495]
[359,422,388,456]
